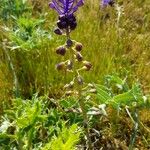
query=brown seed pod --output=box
[88,83,95,88]
[54,28,62,35]
[75,42,83,51]
[76,52,83,62]
[64,81,74,89]
[67,60,73,70]
[77,75,84,85]
[56,46,66,56]
[83,61,92,71]
[55,62,65,70]
[65,91,73,96]
[89,89,97,94]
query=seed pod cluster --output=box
[56,46,66,56]
[55,39,93,98]
[73,42,92,71]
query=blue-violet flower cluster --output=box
[49,0,84,33]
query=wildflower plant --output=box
[49,0,95,149]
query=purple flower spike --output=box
[49,0,84,15]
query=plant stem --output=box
[3,44,19,97]
[66,27,70,40]
[65,27,92,149]
[78,95,92,150]
[77,73,92,149]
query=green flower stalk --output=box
[49,0,96,149]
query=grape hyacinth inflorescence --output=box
[49,0,84,34]
[49,0,95,149]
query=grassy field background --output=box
[0,0,150,149]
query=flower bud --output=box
[83,61,92,71]
[57,20,67,29]
[56,46,66,56]
[75,42,83,51]
[77,75,84,85]
[66,39,73,47]
[54,28,62,35]
[76,52,83,62]
[70,21,77,30]
[55,62,65,70]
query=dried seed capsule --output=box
[55,62,65,70]
[77,75,84,85]
[64,81,74,89]
[69,81,74,87]
[83,61,92,71]
[85,95,91,100]
[76,52,83,62]
[75,42,83,51]
[65,91,73,96]
[89,89,97,94]
[56,46,66,56]
[88,83,95,88]
[64,84,70,89]
[67,60,73,70]
[54,28,62,35]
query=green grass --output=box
[0,0,150,149]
